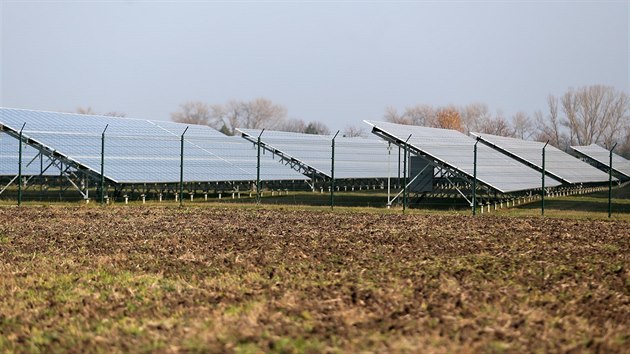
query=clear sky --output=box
[1,0,628,131]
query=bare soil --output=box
[0,206,628,353]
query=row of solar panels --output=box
[1,108,628,193]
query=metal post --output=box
[17,123,26,206]
[387,142,391,208]
[256,129,265,204]
[541,140,549,216]
[330,130,339,210]
[179,126,189,207]
[609,142,617,218]
[398,145,401,182]
[100,124,108,205]
[403,135,412,213]
[472,138,479,215]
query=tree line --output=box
[383,85,629,156]
[171,99,331,136]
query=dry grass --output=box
[0,205,628,353]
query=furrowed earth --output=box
[0,206,628,353]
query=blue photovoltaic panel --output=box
[237,128,395,179]
[0,131,61,176]
[0,108,305,183]
[571,144,630,179]
[365,120,561,193]
[471,132,612,184]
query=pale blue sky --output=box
[1,1,628,131]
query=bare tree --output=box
[303,121,330,135]
[209,100,242,135]
[171,101,211,125]
[240,98,287,130]
[204,98,288,135]
[383,106,411,125]
[512,111,533,140]
[534,96,565,148]
[103,111,127,118]
[476,111,513,137]
[76,106,97,115]
[277,118,306,133]
[460,103,491,134]
[75,106,126,117]
[343,125,367,137]
[404,104,436,126]
[561,85,629,146]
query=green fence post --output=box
[403,134,412,213]
[472,138,479,216]
[609,142,617,218]
[541,140,549,216]
[17,123,26,206]
[330,130,339,210]
[256,129,265,204]
[180,126,189,207]
[398,145,401,181]
[100,124,108,205]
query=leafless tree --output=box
[205,98,288,135]
[277,118,307,133]
[404,104,436,126]
[533,96,565,148]
[460,103,491,134]
[76,106,97,115]
[240,98,287,131]
[75,106,126,117]
[209,100,242,135]
[342,125,367,137]
[560,85,629,147]
[304,121,330,135]
[102,111,126,117]
[476,111,513,137]
[383,106,411,125]
[512,111,533,140]
[170,101,211,125]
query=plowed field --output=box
[0,206,628,353]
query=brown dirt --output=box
[0,206,628,353]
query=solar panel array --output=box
[237,128,395,180]
[365,120,561,193]
[470,132,611,184]
[0,131,61,177]
[571,144,630,179]
[0,108,305,183]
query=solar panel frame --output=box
[237,128,395,180]
[364,120,562,194]
[470,132,612,184]
[570,144,630,179]
[0,108,306,184]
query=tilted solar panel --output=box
[0,108,304,183]
[237,128,395,180]
[571,144,630,179]
[365,121,561,193]
[471,132,611,184]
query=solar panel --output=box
[571,144,630,179]
[0,108,305,183]
[237,128,395,180]
[0,131,61,176]
[470,132,611,184]
[365,120,561,193]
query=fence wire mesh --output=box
[0,125,627,217]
